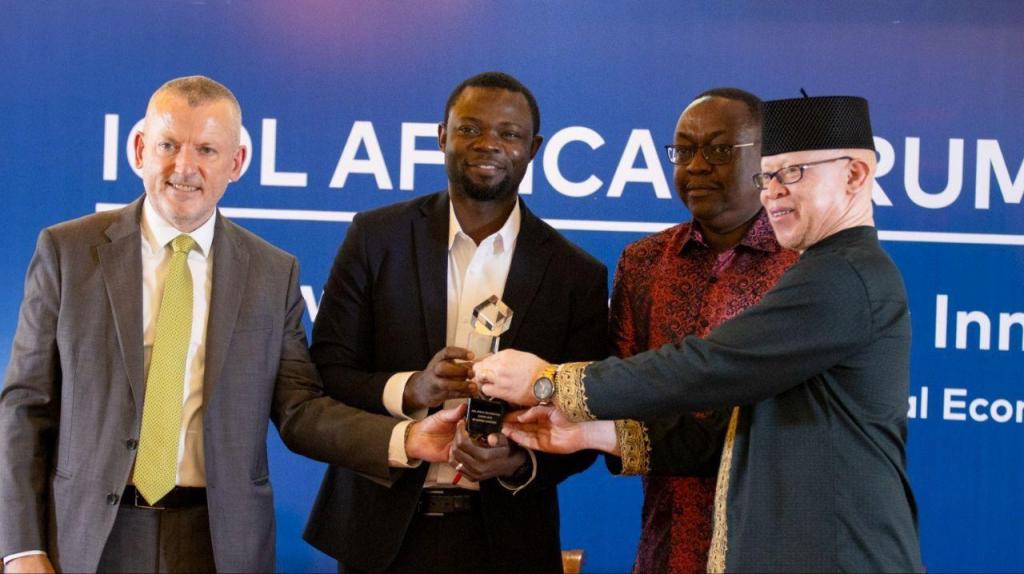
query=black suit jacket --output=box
[303,191,608,573]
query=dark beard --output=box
[449,164,520,202]
[460,174,518,201]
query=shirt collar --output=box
[679,208,780,254]
[447,198,522,253]
[141,197,216,257]
[738,209,782,253]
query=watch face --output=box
[533,377,554,401]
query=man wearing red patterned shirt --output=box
[608,88,797,573]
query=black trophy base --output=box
[465,397,507,438]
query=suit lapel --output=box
[202,214,249,404]
[97,198,147,413]
[500,201,553,350]
[411,192,449,355]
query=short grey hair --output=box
[148,75,242,134]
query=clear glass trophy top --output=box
[470,295,513,355]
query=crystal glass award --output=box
[465,295,513,438]
[470,295,513,355]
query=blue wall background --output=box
[3,2,1023,572]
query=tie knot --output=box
[170,234,198,255]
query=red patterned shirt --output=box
[609,209,797,574]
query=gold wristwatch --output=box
[532,364,559,405]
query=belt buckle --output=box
[421,489,444,517]
[419,489,474,516]
[134,488,165,510]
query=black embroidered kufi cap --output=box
[762,95,875,156]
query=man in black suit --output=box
[303,72,608,574]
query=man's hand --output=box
[404,347,476,412]
[448,420,527,482]
[472,349,547,406]
[4,555,55,574]
[405,403,466,463]
[503,406,620,455]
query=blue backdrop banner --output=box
[2,2,1023,572]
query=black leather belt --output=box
[417,489,480,516]
[122,485,207,509]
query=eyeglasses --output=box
[664,142,756,166]
[752,156,853,190]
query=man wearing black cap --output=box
[472,95,924,573]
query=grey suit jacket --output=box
[0,197,399,573]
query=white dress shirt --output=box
[382,199,535,492]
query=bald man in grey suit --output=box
[0,76,460,573]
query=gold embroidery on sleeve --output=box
[553,362,596,422]
[707,406,741,573]
[614,419,651,475]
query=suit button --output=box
[107,493,120,505]
[126,439,138,450]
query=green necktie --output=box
[133,234,198,505]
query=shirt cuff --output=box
[387,420,423,468]
[383,371,427,420]
[553,362,597,422]
[497,448,537,494]
[4,551,46,566]
[385,419,421,468]
[614,419,651,475]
